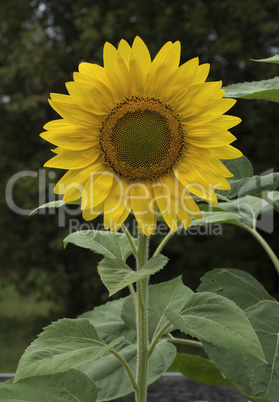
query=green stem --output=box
[135,233,149,402]
[129,283,138,312]
[122,224,138,256]
[261,191,279,214]
[245,226,279,275]
[148,322,171,358]
[153,225,183,257]
[110,349,139,392]
[167,335,204,349]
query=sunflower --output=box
[41,36,242,236]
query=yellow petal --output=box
[209,115,242,130]
[129,182,157,236]
[103,42,131,98]
[40,126,99,150]
[192,63,210,84]
[152,175,178,232]
[145,41,181,97]
[81,170,113,210]
[44,147,99,169]
[186,125,236,147]
[162,57,199,104]
[103,179,129,225]
[180,98,237,124]
[43,119,69,130]
[174,168,218,206]
[66,81,114,114]
[181,147,234,178]
[82,202,104,221]
[78,63,112,88]
[118,39,132,67]
[109,207,131,232]
[129,36,151,94]
[210,144,243,159]
[176,81,223,114]
[179,188,202,219]
[49,96,100,127]
[54,164,94,199]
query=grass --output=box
[0,285,63,372]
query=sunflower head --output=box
[41,36,242,236]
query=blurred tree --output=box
[1,0,279,316]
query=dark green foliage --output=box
[1,0,279,314]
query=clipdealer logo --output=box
[5,168,277,234]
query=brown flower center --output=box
[99,96,185,181]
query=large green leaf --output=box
[197,268,275,310]
[170,353,232,386]
[14,318,124,382]
[198,268,279,401]
[97,254,168,296]
[79,298,176,401]
[121,277,193,341]
[194,193,278,233]
[218,194,279,231]
[80,340,176,401]
[219,171,279,199]
[223,77,279,103]
[165,292,265,361]
[64,230,136,261]
[191,207,250,228]
[0,371,97,402]
[80,298,136,345]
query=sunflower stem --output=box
[148,322,172,358]
[122,224,138,256]
[167,334,204,349]
[135,233,149,402]
[245,226,279,275]
[261,191,279,214]
[110,349,139,392]
[153,225,183,257]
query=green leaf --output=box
[170,353,232,386]
[64,230,136,261]
[218,194,278,227]
[165,292,265,361]
[252,54,279,64]
[197,268,275,310]
[97,254,168,296]
[222,156,254,180]
[191,208,249,228]
[0,371,97,402]
[223,77,279,103]
[80,298,136,345]
[14,318,124,382]
[80,340,176,401]
[197,268,279,401]
[79,298,176,401]
[203,302,279,401]
[194,193,279,233]
[121,277,194,341]
[219,171,279,199]
[30,199,81,215]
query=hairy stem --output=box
[246,226,279,275]
[168,335,204,349]
[110,349,138,392]
[135,233,149,402]
[148,322,172,358]
[153,225,183,257]
[122,224,138,256]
